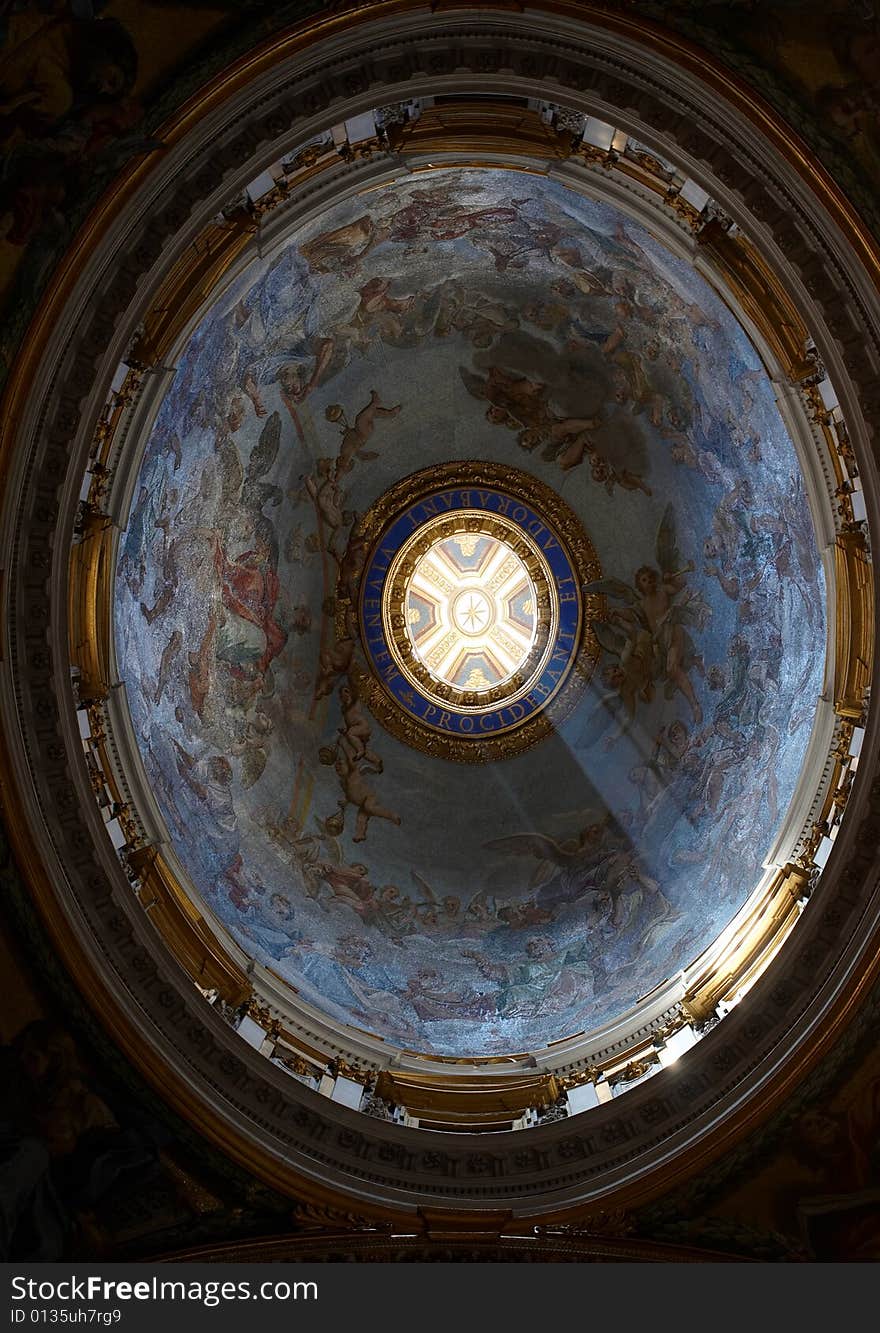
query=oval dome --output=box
[114,167,826,1057]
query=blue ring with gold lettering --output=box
[347,464,600,761]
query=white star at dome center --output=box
[461,595,489,629]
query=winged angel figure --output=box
[585,505,709,739]
[484,816,677,942]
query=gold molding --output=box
[682,863,808,1026]
[696,219,815,383]
[128,215,257,370]
[138,851,251,1006]
[834,529,874,720]
[388,100,570,159]
[375,1069,560,1128]
[68,512,114,705]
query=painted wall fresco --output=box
[0,914,231,1263]
[667,1031,880,1261]
[668,0,880,180]
[114,168,826,1055]
[0,915,280,1262]
[0,0,276,374]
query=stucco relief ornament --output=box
[339,463,602,761]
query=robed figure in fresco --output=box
[212,521,287,680]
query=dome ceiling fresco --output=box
[114,168,826,1056]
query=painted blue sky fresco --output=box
[115,169,826,1055]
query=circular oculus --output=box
[347,463,603,761]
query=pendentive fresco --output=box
[115,170,825,1055]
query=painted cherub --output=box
[331,389,401,478]
[333,743,401,843]
[338,682,382,771]
[304,458,348,560]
